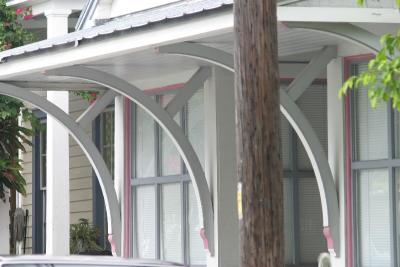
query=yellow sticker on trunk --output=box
[237,182,243,220]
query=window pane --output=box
[354,64,388,161]
[281,116,290,170]
[358,169,391,267]
[136,186,156,258]
[283,178,294,264]
[136,106,156,178]
[161,183,182,262]
[161,94,182,176]
[188,89,205,169]
[298,178,326,263]
[394,113,400,158]
[188,184,207,265]
[296,84,327,170]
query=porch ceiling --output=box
[0,25,350,89]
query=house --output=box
[0,0,398,266]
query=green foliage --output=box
[70,218,102,254]
[339,32,400,111]
[0,2,37,201]
[0,0,34,51]
[73,91,99,104]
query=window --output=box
[93,108,115,249]
[281,83,327,266]
[349,61,396,267]
[32,113,46,254]
[132,90,206,266]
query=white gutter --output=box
[0,10,233,79]
[0,6,399,79]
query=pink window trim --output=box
[124,97,132,257]
[343,54,374,267]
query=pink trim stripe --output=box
[343,54,374,267]
[144,83,185,95]
[123,98,132,258]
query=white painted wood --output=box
[0,196,10,254]
[278,7,400,23]
[204,67,239,267]
[45,8,71,256]
[0,10,233,80]
[327,58,346,267]
[114,95,125,255]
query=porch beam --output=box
[158,43,234,72]
[285,22,381,54]
[165,67,211,116]
[287,46,336,101]
[77,90,118,127]
[0,82,121,256]
[278,7,400,24]
[46,66,215,256]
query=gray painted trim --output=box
[287,46,336,101]
[351,159,400,170]
[158,43,234,72]
[77,90,118,127]
[0,82,121,256]
[131,175,191,186]
[280,91,340,256]
[161,43,340,256]
[165,67,211,117]
[285,22,381,54]
[46,66,215,256]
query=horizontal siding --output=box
[20,93,96,254]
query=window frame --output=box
[130,89,205,266]
[348,60,398,267]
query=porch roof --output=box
[0,0,233,62]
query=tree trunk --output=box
[234,0,283,267]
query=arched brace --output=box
[0,82,122,256]
[280,91,340,256]
[45,66,215,256]
[284,22,381,54]
[158,43,340,256]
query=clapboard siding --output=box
[69,93,93,225]
[20,93,95,254]
[288,0,395,8]
[21,134,33,254]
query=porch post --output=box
[45,9,71,256]
[204,67,239,267]
[114,95,128,256]
[327,58,346,267]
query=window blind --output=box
[136,107,156,178]
[136,185,156,258]
[161,183,182,262]
[358,169,391,267]
[354,62,388,161]
[296,84,328,170]
[298,178,326,263]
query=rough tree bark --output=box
[234,0,283,267]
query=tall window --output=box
[281,83,327,266]
[350,61,396,267]
[32,113,46,254]
[93,108,115,249]
[132,89,206,266]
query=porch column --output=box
[204,67,239,267]
[45,9,71,256]
[327,58,345,267]
[114,95,127,256]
